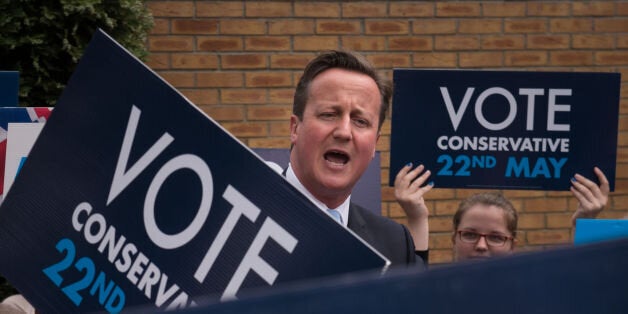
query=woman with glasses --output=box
[451,193,517,261]
[395,165,609,263]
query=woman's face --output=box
[452,204,515,262]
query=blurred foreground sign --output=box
[390,69,620,191]
[0,30,386,313]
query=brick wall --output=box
[145,0,628,264]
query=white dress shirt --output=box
[285,163,350,227]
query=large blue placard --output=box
[0,30,386,313]
[390,69,620,191]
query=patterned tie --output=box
[327,209,343,224]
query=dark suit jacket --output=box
[347,203,419,268]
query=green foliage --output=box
[0,0,153,301]
[0,0,153,106]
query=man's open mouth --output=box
[324,150,349,165]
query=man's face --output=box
[289,68,381,208]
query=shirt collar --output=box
[286,163,350,226]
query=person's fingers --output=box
[394,163,412,187]
[594,167,610,194]
[571,176,595,203]
[410,168,430,189]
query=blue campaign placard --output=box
[390,69,621,191]
[0,71,19,106]
[0,30,387,313]
[574,219,628,245]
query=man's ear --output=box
[372,131,381,159]
[290,115,299,143]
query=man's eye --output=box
[353,118,370,127]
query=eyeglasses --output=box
[457,230,513,247]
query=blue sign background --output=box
[0,71,19,106]
[0,30,386,313]
[390,69,620,191]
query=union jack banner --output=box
[0,107,52,201]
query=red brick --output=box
[518,213,545,229]
[180,89,217,106]
[482,2,526,17]
[430,233,454,250]
[573,2,616,16]
[294,36,339,51]
[412,19,456,34]
[248,138,291,148]
[342,2,387,17]
[270,54,313,69]
[221,89,266,104]
[149,36,194,51]
[151,18,170,34]
[245,2,292,17]
[620,3,628,15]
[221,54,267,69]
[197,2,243,17]
[376,135,390,151]
[220,20,266,35]
[171,54,218,69]
[550,52,593,66]
[147,1,194,17]
[595,19,628,32]
[436,3,481,17]
[390,3,434,17]
[172,19,218,34]
[205,106,245,121]
[430,216,454,232]
[245,36,291,51]
[248,105,292,120]
[269,121,291,136]
[245,72,292,87]
[316,21,361,34]
[294,2,340,17]
[505,19,547,33]
[412,52,458,68]
[505,51,548,66]
[145,53,169,70]
[527,2,570,16]
[430,249,454,264]
[546,213,573,228]
[435,35,480,50]
[595,51,628,65]
[388,36,432,51]
[197,72,243,87]
[342,36,386,51]
[550,18,593,33]
[434,200,461,216]
[159,72,194,87]
[366,21,409,35]
[197,37,243,51]
[460,52,503,68]
[222,122,267,137]
[481,35,525,50]
[573,34,614,49]
[269,20,315,35]
[618,35,628,49]
[269,88,296,105]
[526,230,571,245]
[523,198,568,213]
[458,19,502,34]
[367,54,411,68]
[527,35,570,49]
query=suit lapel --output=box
[348,203,373,244]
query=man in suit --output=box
[285,50,429,267]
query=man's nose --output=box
[332,117,352,141]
